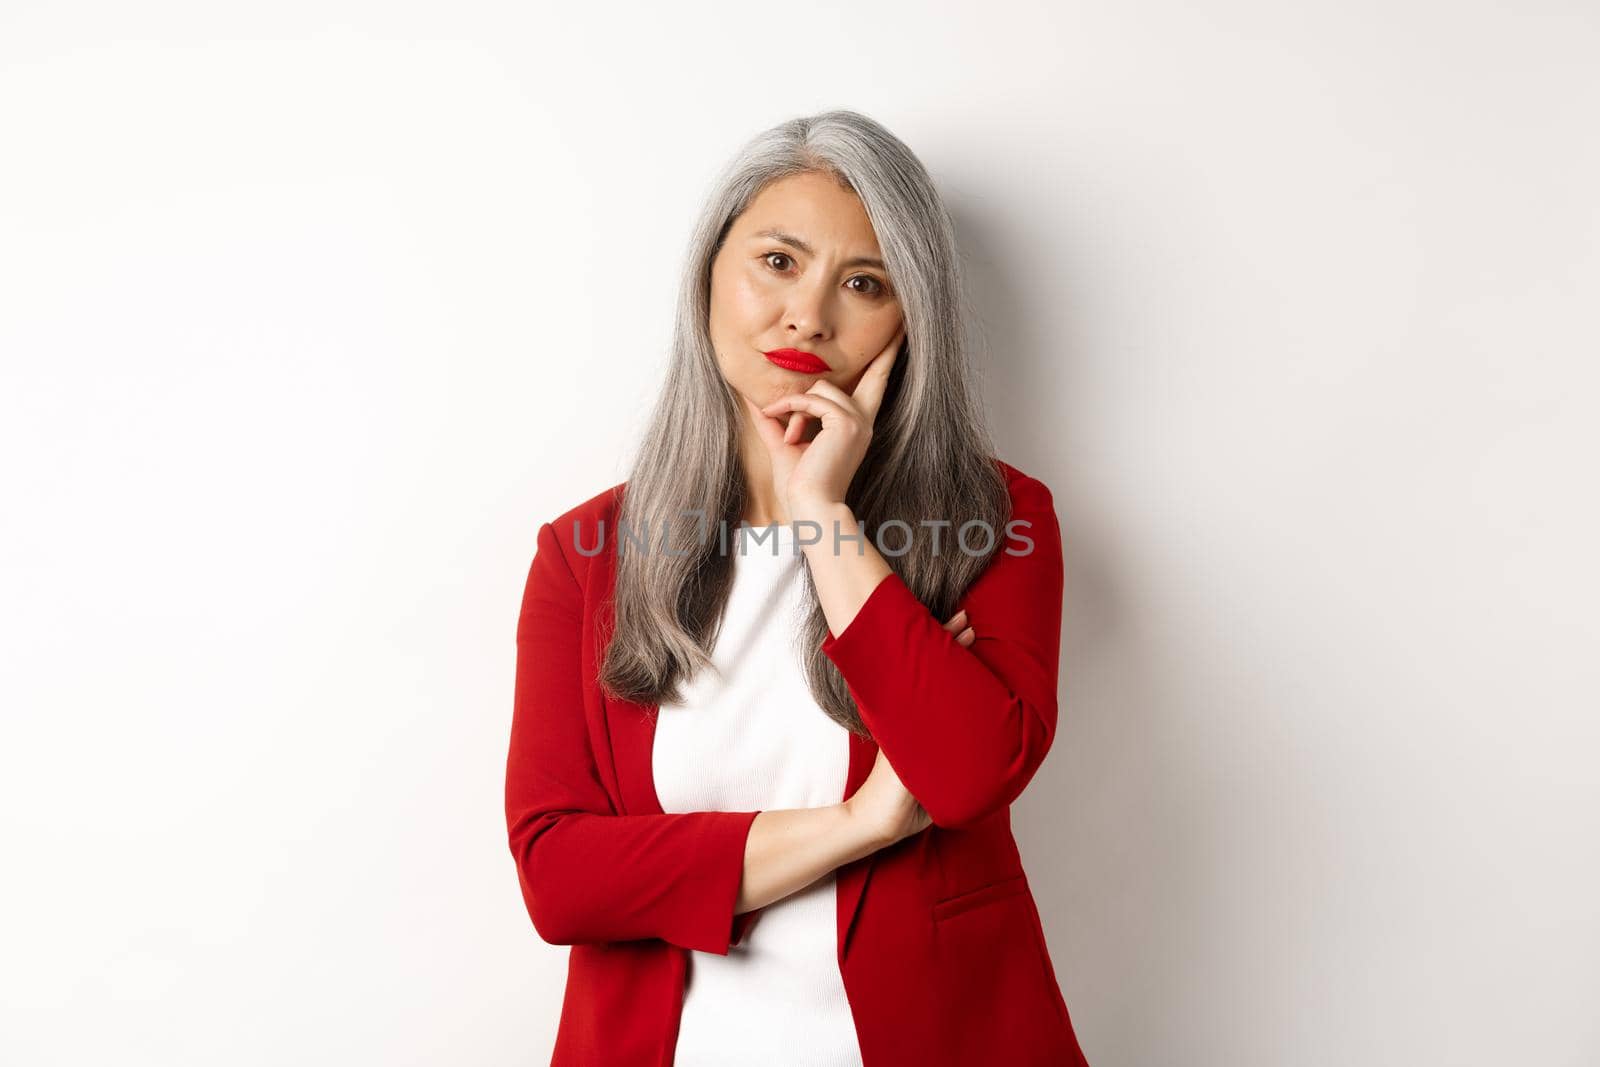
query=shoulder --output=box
[550,479,624,579]
[990,457,1056,516]
[532,480,626,591]
[983,458,1061,573]
[547,479,626,535]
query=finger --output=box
[784,410,810,445]
[746,394,793,454]
[793,379,867,445]
[760,393,850,426]
[803,377,862,417]
[850,325,905,425]
[958,627,975,646]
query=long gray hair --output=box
[599,108,1010,739]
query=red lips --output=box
[763,348,831,374]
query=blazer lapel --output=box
[836,729,879,964]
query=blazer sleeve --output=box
[505,520,762,954]
[819,475,1066,831]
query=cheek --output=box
[717,269,771,324]
[710,273,776,358]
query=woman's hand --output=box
[843,607,973,845]
[747,325,905,522]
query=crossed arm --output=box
[504,476,1066,950]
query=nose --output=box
[784,278,832,341]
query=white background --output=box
[3,2,1596,1064]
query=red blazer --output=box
[506,457,1092,1066]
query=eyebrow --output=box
[752,228,885,271]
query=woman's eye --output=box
[764,253,886,298]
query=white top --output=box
[652,522,863,1067]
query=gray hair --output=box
[598,108,1010,738]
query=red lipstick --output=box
[763,348,831,374]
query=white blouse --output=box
[651,522,864,1067]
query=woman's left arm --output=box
[799,474,1065,831]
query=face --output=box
[708,171,905,419]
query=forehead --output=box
[730,172,881,253]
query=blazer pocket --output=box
[932,873,1028,923]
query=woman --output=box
[506,110,1091,1066]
